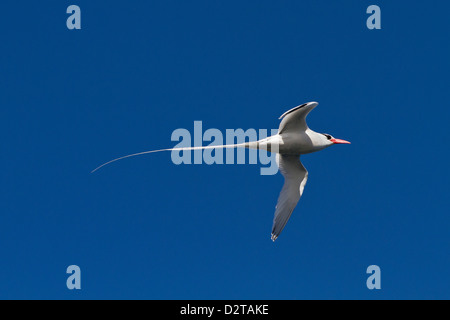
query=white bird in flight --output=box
[92,102,350,241]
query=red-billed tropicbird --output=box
[92,102,350,241]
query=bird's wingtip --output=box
[271,234,278,242]
[279,102,318,120]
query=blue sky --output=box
[0,1,449,299]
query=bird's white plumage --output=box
[277,102,318,135]
[271,154,308,241]
[92,101,349,241]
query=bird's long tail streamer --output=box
[91,142,252,173]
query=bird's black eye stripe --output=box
[323,134,331,140]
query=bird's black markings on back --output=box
[279,103,308,119]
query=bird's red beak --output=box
[330,138,351,144]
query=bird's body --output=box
[93,101,350,241]
[247,129,329,155]
[239,102,350,240]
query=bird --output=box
[92,101,350,241]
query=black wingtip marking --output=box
[279,103,308,120]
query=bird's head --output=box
[321,133,351,147]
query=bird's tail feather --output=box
[91,142,252,173]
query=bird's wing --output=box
[277,102,318,134]
[271,154,308,241]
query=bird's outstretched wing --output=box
[271,154,308,241]
[278,102,318,135]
